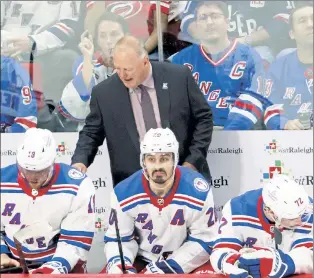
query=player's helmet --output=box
[262,175,312,226]
[16,128,57,171]
[140,128,179,169]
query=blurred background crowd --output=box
[1,0,313,133]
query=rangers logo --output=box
[106,1,143,19]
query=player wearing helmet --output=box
[210,175,313,278]
[1,128,95,274]
[16,128,57,194]
[103,127,218,274]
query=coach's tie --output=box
[139,84,157,131]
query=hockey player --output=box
[172,1,266,130]
[263,3,313,130]
[210,175,313,277]
[0,128,95,274]
[1,56,37,133]
[58,12,128,129]
[103,128,217,274]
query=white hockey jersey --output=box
[210,189,313,275]
[104,166,218,274]
[1,1,81,55]
[0,163,95,273]
[58,54,113,124]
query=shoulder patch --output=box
[68,168,85,179]
[194,178,209,192]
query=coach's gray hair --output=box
[113,35,148,58]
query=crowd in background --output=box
[1,0,313,133]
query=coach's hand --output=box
[0,254,20,268]
[71,163,87,174]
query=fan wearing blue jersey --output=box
[172,1,265,130]
[210,175,313,278]
[1,56,37,133]
[0,128,95,274]
[103,128,218,274]
[263,3,313,130]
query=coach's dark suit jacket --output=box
[71,61,213,185]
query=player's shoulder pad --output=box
[114,170,144,202]
[56,163,88,186]
[0,164,19,182]
[230,188,263,216]
[177,166,211,201]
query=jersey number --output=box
[21,86,32,105]
[206,207,217,227]
[218,217,228,234]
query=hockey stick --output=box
[111,208,127,274]
[0,262,42,274]
[274,226,282,250]
[13,236,29,274]
[11,222,53,274]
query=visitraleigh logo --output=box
[208,147,243,155]
[1,149,17,156]
[93,178,107,190]
[260,160,291,182]
[56,141,67,156]
[56,140,103,157]
[265,139,313,154]
[260,160,313,186]
[95,207,107,232]
[209,176,229,188]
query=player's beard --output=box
[148,167,175,197]
[151,169,168,184]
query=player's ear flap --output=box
[289,29,295,40]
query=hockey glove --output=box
[238,247,295,278]
[29,261,68,274]
[219,252,249,278]
[141,256,184,274]
[102,257,136,274]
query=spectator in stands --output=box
[58,12,128,132]
[263,3,313,130]
[179,1,299,64]
[71,35,213,185]
[171,1,265,130]
[1,56,37,133]
[1,1,82,102]
[84,1,187,59]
